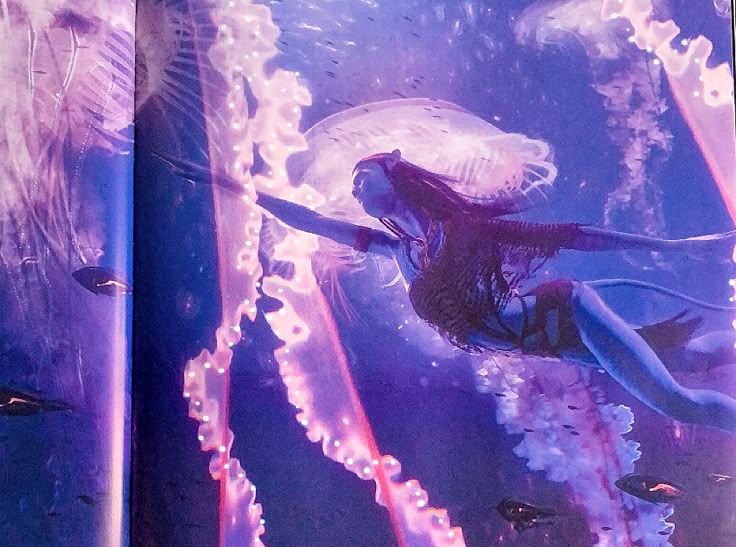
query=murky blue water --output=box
[2,0,735,546]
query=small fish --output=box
[708,473,734,486]
[411,32,421,38]
[570,431,580,436]
[497,498,556,532]
[367,16,375,22]
[72,267,132,297]
[78,495,96,506]
[567,405,580,410]
[562,424,575,429]
[523,428,534,433]
[615,473,684,503]
[0,386,73,417]
[601,526,612,531]
[493,392,506,398]
[326,71,337,78]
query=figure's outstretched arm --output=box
[568,225,736,256]
[256,192,398,258]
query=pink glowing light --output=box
[182,1,463,544]
[600,0,736,218]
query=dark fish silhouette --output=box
[708,473,734,486]
[77,495,96,506]
[0,386,73,417]
[615,473,684,503]
[72,267,132,296]
[497,498,556,532]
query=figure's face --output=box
[352,162,397,217]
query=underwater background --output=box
[0,0,734,546]
[132,1,736,546]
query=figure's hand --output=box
[679,229,736,262]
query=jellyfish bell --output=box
[288,98,558,359]
[134,0,230,155]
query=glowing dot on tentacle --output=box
[195,401,201,407]
[198,434,205,442]
[202,415,210,422]
[204,362,212,369]
[333,440,341,447]
[346,458,354,465]
[188,371,195,378]
[341,416,350,425]
[184,392,191,398]
[218,368,225,374]
[238,472,245,479]
[224,463,230,470]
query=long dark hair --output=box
[354,151,524,227]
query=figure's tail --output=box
[585,279,736,312]
[635,310,703,354]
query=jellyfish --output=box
[0,1,133,544]
[169,1,735,545]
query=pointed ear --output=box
[386,149,401,171]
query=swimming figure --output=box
[253,148,736,434]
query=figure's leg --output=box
[571,282,736,433]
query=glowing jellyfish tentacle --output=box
[473,355,674,546]
[180,1,267,545]
[601,0,736,217]
[181,1,465,544]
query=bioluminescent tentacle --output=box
[179,2,465,544]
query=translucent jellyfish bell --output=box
[284,99,559,360]
[289,98,558,221]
